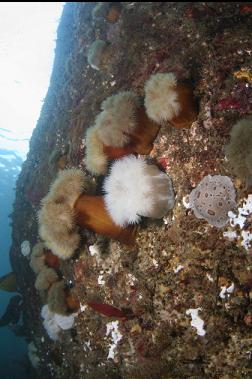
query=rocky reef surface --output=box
[9,2,252,378]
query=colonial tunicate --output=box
[188,175,236,228]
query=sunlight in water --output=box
[0,2,64,160]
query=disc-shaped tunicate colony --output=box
[188,175,236,228]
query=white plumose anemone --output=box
[103,155,174,226]
[144,72,181,124]
[41,304,76,341]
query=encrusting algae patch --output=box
[8,2,252,378]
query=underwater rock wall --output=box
[9,2,252,378]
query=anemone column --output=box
[74,194,137,245]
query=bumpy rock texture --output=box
[9,3,252,378]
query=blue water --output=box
[0,151,28,377]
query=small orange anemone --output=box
[106,4,121,23]
[65,289,80,312]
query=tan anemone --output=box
[38,169,137,259]
[144,72,198,129]
[85,91,160,175]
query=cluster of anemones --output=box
[29,242,80,340]
[32,71,198,339]
[37,72,198,261]
[35,68,252,345]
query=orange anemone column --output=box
[169,84,198,129]
[128,106,161,154]
[102,106,161,159]
[65,289,80,312]
[74,194,137,246]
